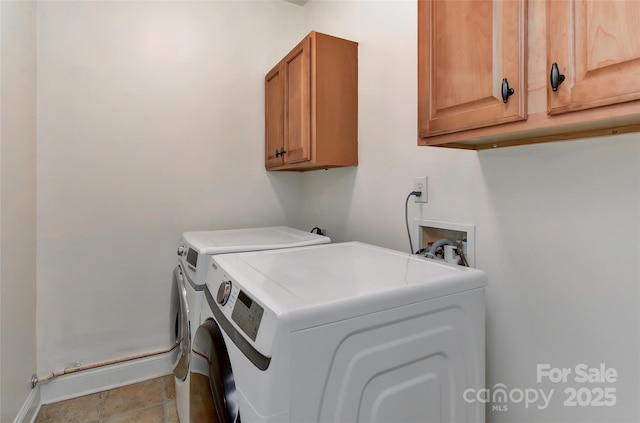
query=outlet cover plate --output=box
[414,176,428,203]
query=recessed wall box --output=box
[415,219,476,268]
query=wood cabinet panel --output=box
[283,38,311,164]
[547,0,640,114]
[419,0,640,150]
[314,33,359,166]
[265,32,357,171]
[418,0,527,137]
[265,64,284,168]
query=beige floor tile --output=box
[101,403,165,423]
[190,373,217,422]
[34,392,102,423]
[163,374,176,400]
[102,378,164,418]
[166,400,180,423]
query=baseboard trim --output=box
[12,386,40,423]
[39,348,178,406]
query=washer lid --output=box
[212,242,487,331]
[182,226,329,254]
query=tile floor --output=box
[35,375,179,423]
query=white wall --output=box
[0,1,37,421]
[297,0,480,248]
[476,138,639,423]
[14,1,640,422]
[301,1,639,422]
[36,1,305,373]
[1,2,3,410]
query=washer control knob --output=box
[177,245,186,256]
[217,281,232,306]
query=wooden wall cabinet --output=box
[418,0,527,137]
[265,31,358,171]
[418,0,640,150]
[547,0,640,115]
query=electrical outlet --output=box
[414,176,428,203]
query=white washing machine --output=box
[170,226,330,423]
[194,241,487,423]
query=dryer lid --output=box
[212,242,487,331]
[182,226,330,254]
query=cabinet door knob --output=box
[279,147,287,156]
[501,78,515,103]
[550,62,565,92]
[275,148,280,158]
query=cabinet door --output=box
[547,0,640,115]
[418,0,527,138]
[265,64,284,168]
[283,37,311,164]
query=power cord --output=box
[405,191,422,254]
[310,227,328,236]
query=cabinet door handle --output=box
[275,148,281,158]
[275,148,286,158]
[279,148,287,156]
[550,62,565,92]
[501,78,515,103]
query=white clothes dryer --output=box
[170,226,329,423]
[194,242,488,423]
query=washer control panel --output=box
[230,290,264,341]
[212,273,265,341]
[207,256,278,358]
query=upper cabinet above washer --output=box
[418,0,527,137]
[265,31,358,172]
[546,0,640,115]
[418,0,640,150]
